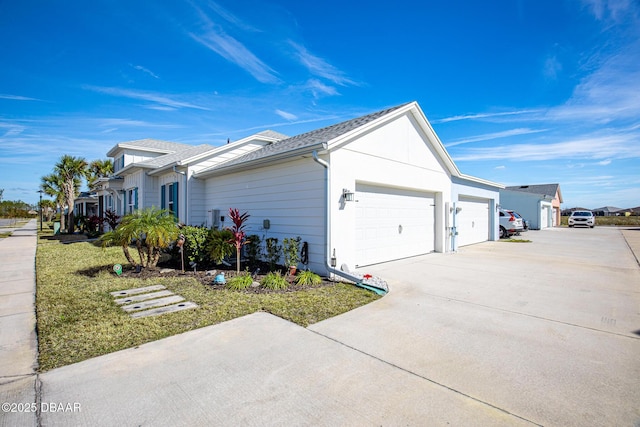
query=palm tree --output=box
[100,207,179,269]
[40,173,67,231]
[53,155,88,233]
[99,224,138,267]
[86,159,114,190]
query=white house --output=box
[500,184,563,229]
[100,102,503,279]
[193,102,503,276]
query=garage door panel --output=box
[457,197,490,247]
[355,183,435,267]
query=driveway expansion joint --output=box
[307,329,542,426]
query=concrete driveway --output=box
[311,226,640,426]
[29,227,640,426]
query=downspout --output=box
[173,166,188,224]
[312,150,388,295]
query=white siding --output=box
[204,158,326,273]
[329,113,452,267]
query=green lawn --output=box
[36,239,380,371]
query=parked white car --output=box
[568,210,595,228]
[499,209,525,238]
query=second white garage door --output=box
[456,196,490,247]
[355,183,435,267]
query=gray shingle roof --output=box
[107,138,192,156]
[254,130,289,140]
[505,184,560,198]
[138,144,216,168]
[204,103,411,173]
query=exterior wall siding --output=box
[499,190,544,230]
[204,158,326,273]
[329,113,452,267]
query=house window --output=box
[161,182,178,218]
[114,155,125,172]
[127,188,138,214]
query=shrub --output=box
[261,271,289,290]
[179,226,210,266]
[226,273,253,290]
[283,236,302,268]
[207,228,234,265]
[296,270,322,286]
[265,237,281,271]
[245,234,262,266]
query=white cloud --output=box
[305,79,339,98]
[275,109,298,121]
[453,133,639,162]
[543,55,563,79]
[0,94,40,101]
[597,159,612,165]
[289,41,356,86]
[189,4,280,84]
[431,109,542,124]
[131,64,159,79]
[83,85,210,111]
[446,128,547,147]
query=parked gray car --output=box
[499,209,525,238]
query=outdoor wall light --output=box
[342,189,355,202]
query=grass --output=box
[36,238,381,371]
[501,238,532,243]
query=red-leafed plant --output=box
[228,208,250,274]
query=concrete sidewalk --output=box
[0,219,38,426]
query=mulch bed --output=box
[117,263,337,294]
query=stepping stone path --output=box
[110,285,197,318]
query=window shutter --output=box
[134,187,138,210]
[173,181,179,217]
[161,185,166,209]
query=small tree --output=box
[100,207,179,269]
[283,236,302,269]
[227,208,250,274]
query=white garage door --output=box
[456,197,490,247]
[355,183,435,267]
[540,205,550,229]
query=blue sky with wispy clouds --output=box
[0,0,638,208]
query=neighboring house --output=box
[74,191,98,218]
[193,102,502,275]
[500,184,563,229]
[592,206,623,216]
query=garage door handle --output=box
[398,224,403,234]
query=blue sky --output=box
[1,0,638,208]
